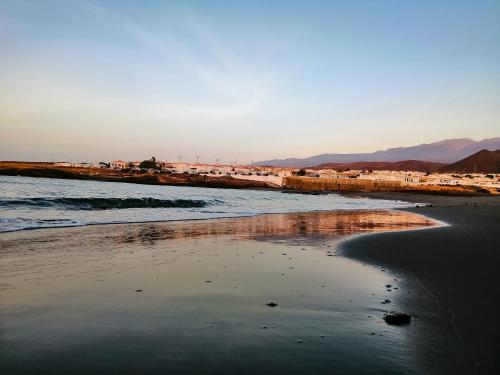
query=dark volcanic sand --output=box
[1,210,436,375]
[340,193,500,375]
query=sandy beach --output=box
[1,210,438,374]
[2,190,499,374]
[340,193,500,374]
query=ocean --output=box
[0,175,415,232]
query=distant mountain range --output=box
[313,160,446,173]
[440,149,500,173]
[253,138,500,167]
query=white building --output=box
[53,162,72,167]
[109,160,127,169]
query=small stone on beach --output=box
[383,312,412,325]
[266,301,278,307]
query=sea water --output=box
[0,175,415,232]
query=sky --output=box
[1,0,499,163]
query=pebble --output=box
[383,312,412,325]
[266,301,278,307]
[135,289,142,292]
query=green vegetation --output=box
[139,157,157,169]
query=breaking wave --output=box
[0,197,210,210]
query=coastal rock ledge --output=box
[383,312,412,325]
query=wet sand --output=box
[0,210,437,375]
[340,193,500,374]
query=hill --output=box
[313,160,446,172]
[439,149,500,173]
[253,137,500,167]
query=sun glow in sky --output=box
[1,0,499,163]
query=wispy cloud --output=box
[73,0,268,119]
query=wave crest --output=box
[0,197,209,210]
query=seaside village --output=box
[53,158,500,191]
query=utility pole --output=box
[196,155,200,164]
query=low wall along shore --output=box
[283,176,404,192]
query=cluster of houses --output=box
[52,160,499,190]
[296,168,499,189]
[54,160,292,176]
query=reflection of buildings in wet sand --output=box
[0,211,437,255]
[110,210,436,246]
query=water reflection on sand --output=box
[0,210,437,375]
[2,209,436,251]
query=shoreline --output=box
[339,192,500,374]
[0,163,280,191]
[0,207,434,236]
[0,206,423,234]
[1,162,496,196]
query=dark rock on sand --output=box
[266,301,278,307]
[383,312,411,325]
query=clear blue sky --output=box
[1,0,499,163]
